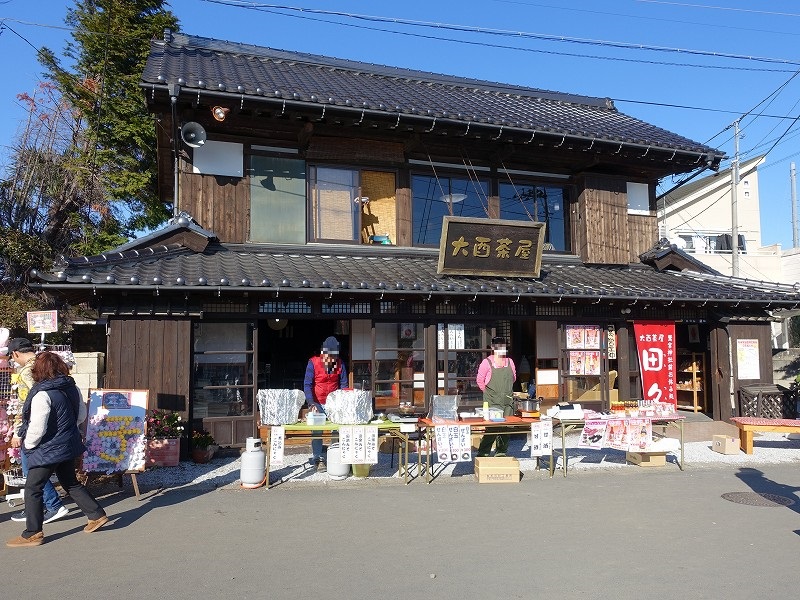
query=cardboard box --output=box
[626,451,666,467]
[474,456,520,483]
[712,435,740,455]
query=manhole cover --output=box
[721,492,795,507]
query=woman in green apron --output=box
[476,337,517,457]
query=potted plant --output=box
[191,429,217,464]
[145,409,185,467]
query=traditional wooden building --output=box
[29,31,800,446]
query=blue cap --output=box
[321,336,340,355]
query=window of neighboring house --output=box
[412,175,490,245]
[250,155,307,244]
[626,182,650,214]
[678,235,695,251]
[309,167,397,243]
[498,182,568,251]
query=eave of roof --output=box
[140,31,722,166]
[29,240,800,308]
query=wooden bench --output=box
[730,416,800,454]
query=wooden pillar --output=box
[709,324,732,421]
[396,168,412,247]
[424,323,438,408]
[616,321,631,401]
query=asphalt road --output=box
[2,463,799,600]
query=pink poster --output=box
[566,325,585,349]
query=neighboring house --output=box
[658,156,782,281]
[658,156,797,349]
[28,31,800,445]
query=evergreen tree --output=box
[38,0,179,233]
[0,0,179,329]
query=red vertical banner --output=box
[633,321,676,406]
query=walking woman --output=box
[6,351,108,548]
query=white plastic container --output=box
[306,412,326,426]
[326,443,350,480]
[240,437,266,488]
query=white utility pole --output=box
[731,119,740,277]
[792,162,798,248]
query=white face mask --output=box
[494,348,507,356]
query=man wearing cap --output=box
[3,338,70,524]
[303,336,348,471]
[476,336,517,457]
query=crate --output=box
[626,451,667,467]
[712,435,739,455]
[737,385,796,419]
[474,457,520,483]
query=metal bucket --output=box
[514,398,540,413]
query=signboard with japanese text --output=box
[27,310,59,334]
[83,389,147,474]
[339,425,379,464]
[437,216,545,277]
[633,321,677,407]
[434,424,472,463]
[529,420,553,457]
[269,426,285,465]
[736,339,761,380]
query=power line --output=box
[612,97,796,119]
[636,1,800,19]
[496,0,800,38]
[203,1,800,68]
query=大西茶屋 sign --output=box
[437,216,545,277]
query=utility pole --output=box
[792,162,798,248]
[731,119,740,277]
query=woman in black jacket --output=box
[6,352,108,547]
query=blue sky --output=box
[1,0,799,252]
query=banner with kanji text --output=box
[633,321,676,407]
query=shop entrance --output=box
[257,319,350,392]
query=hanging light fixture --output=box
[212,106,231,122]
[439,193,467,203]
[267,318,288,331]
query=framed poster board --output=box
[83,389,148,474]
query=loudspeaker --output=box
[180,121,207,148]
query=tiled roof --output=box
[30,240,800,307]
[141,32,720,160]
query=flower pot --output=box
[146,438,180,467]
[192,448,214,464]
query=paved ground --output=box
[2,461,799,600]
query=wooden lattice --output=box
[738,385,797,419]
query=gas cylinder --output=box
[240,437,266,488]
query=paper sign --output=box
[530,420,553,457]
[270,427,285,465]
[578,419,608,449]
[339,425,353,463]
[434,424,471,462]
[363,426,379,464]
[27,310,58,334]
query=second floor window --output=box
[250,155,307,244]
[412,175,490,245]
[309,167,397,244]
[498,182,568,251]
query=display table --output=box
[550,415,685,477]
[258,421,411,486]
[417,416,541,483]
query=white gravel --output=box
[130,431,800,491]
